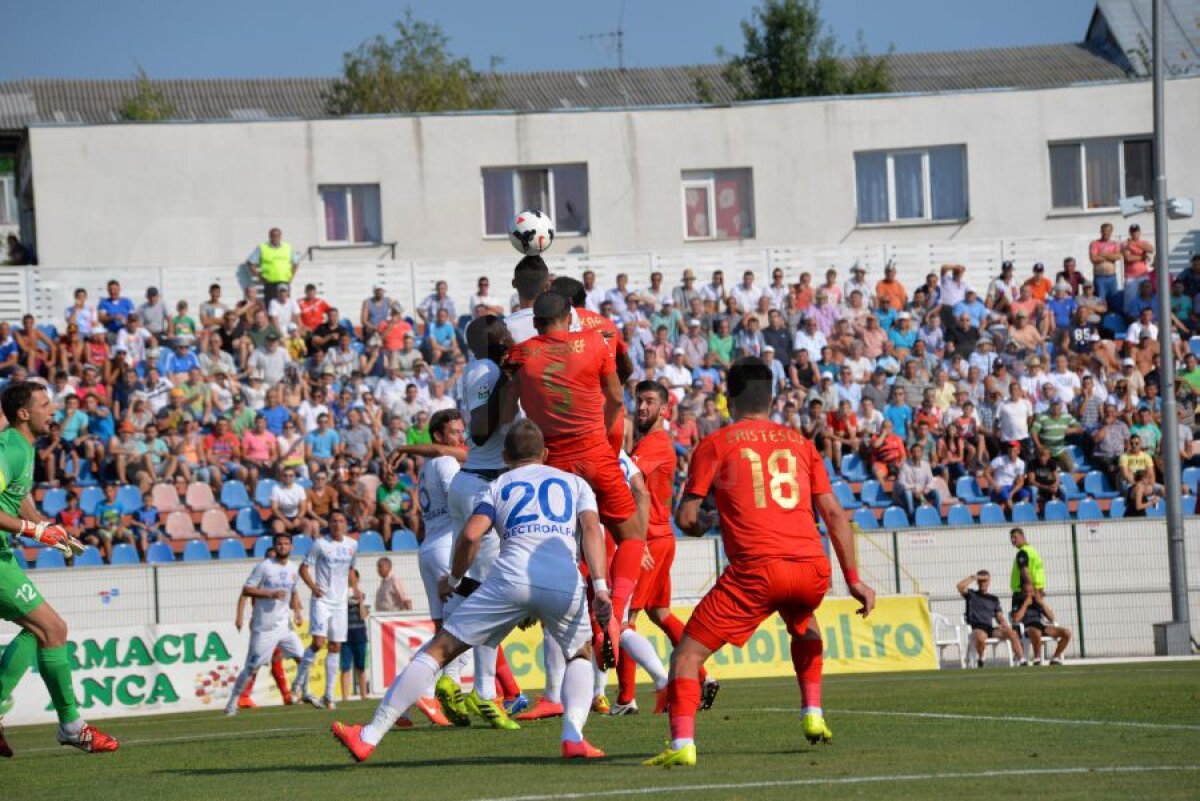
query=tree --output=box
[325,8,498,115]
[120,65,176,122]
[722,0,890,100]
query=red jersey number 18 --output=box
[739,448,800,509]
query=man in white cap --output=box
[662,348,694,402]
[680,318,708,369]
[844,263,871,306]
[673,269,701,310]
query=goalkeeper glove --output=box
[20,520,85,556]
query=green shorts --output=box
[0,550,43,622]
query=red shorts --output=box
[630,536,674,612]
[547,442,636,529]
[685,558,831,652]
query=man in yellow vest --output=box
[1009,527,1072,665]
[248,228,300,304]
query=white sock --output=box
[293,648,317,695]
[324,651,340,699]
[671,737,694,750]
[560,656,593,744]
[592,657,608,698]
[802,705,822,716]
[543,633,565,704]
[362,652,441,746]
[59,718,85,737]
[444,650,469,684]
[620,628,668,689]
[473,644,498,701]
[225,663,257,713]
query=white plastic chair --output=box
[932,613,966,669]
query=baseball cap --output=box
[672,347,685,355]
[1001,260,1014,271]
[1008,440,1021,449]
[1122,357,1135,366]
[1033,263,1045,273]
[852,264,866,273]
[688,318,701,327]
[763,345,775,353]
[662,298,673,306]
[147,286,159,296]
[119,421,135,434]
[170,388,185,398]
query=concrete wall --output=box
[27,78,1200,269]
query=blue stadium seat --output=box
[41,488,68,519]
[831,481,863,511]
[36,323,58,341]
[1059,473,1086,502]
[35,549,66,570]
[1076,498,1103,521]
[1066,445,1093,473]
[1147,499,1166,518]
[1183,467,1200,497]
[947,504,974,527]
[390,529,419,551]
[182,540,211,561]
[73,546,103,567]
[235,508,266,536]
[12,549,27,569]
[1189,336,1200,357]
[882,505,910,529]
[955,476,989,505]
[1183,495,1197,516]
[979,504,1007,525]
[1103,313,1127,338]
[254,479,278,508]
[290,534,313,558]
[220,481,254,511]
[1083,471,1121,500]
[1108,498,1126,519]
[1043,500,1070,521]
[116,484,143,514]
[79,486,105,516]
[914,506,943,527]
[148,541,175,563]
[859,480,892,509]
[69,457,98,487]
[1011,502,1038,523]
[111,543,141,565]
[852,508,879,531]
[357,531,386,553]
[252,535,273,558]
[218,538,247,559]
[839,454,868,482]
[824,458,837,482]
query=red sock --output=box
[659,614,708,683]
[609,539,644,622]
[495,648,521,700]
[616,621,638,705]
[667,677,701,743]
[240,671,257,701]
[790,637,823,709]
[271,649,290,698]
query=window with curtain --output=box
[681,169,755,240]
[854,146,967,224]
[1048,136,1152,211]
[319,184,381,244]
[481,165,589,236]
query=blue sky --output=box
[4,0,1098,80]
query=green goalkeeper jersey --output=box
[0,427,34,553]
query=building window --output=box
[854,146,968,224]
[482,164,589,236]
[320,184,381,244]
[681,169,755,240]
[0,169,15,226]
[1049,137,1152,211]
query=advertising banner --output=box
[369,594,937,692]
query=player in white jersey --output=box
[332,419,613,762]
[293,510,359,710]
[504,255,553,345]
[224,534,304,716]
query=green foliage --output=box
[120,65,176,122]
[724,0,890,100]
[325,8,498,115]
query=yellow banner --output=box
[499,595,937,690]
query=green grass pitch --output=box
[6,662,1199,800]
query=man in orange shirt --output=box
[297,284,332,333]
[875,263,907,311]
[1023,263,1052,302]
[614,381,719,715]
[506,291,643,665]
[645,357,876,767]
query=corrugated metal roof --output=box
[0,42,1131,129]
[1089,0,1200,76]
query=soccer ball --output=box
[509,210,555,255]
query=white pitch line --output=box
[476,765,1200,801]
[750,707,1200,732]
[13,725,313,756]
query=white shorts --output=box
[309,598,348,643]
[246,627,305,669]
[418,537,453,619]
[444,577,589,656]
[448,470,501,582]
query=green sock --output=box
[0,630,37,706]
[36,645,80,725]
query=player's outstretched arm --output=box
[816,492,875,618]
[0,498,84,556]
[390,442,468,463]
[578,510,611,624]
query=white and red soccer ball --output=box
[509,210,555,255]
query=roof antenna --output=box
[579,0,627,71]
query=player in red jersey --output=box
[505,291,643,667]
[614,380,717,714]
[645,357,875,767]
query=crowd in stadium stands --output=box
[2,221,1200,566]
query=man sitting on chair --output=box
[956,570,1026,668]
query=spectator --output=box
[241,414,279,486]
[986,440,1032,512]
[1031,398,1081,471]
[98,280,135,336]
[730,270,763,312]
[248,227,301,304]
[305,412,341,474]
[956,571,1025,668]
[581,270,605,312]
[1125,468,1163,517]
[1121,223,1154,317]
[247,333,290,386]
[270,467,319,537]
[425,308,459,365]
[417,280,456,332]
[1119,433,1156,490]
[1009,528,1072,665]
[91,482,130,563]
[374,556,413,611]
[1025,447,1062,512]
[875,262,907,311]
